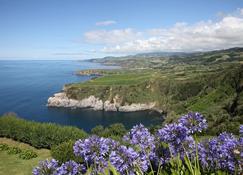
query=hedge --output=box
[51,140,82,164]
[0,115,88,149]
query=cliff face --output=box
[47,92,156,112]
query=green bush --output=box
[0,115,88,149]
[91,123,127,139]
[7,147,22,155]
[0,143,9,151]
[51,140,82,164]
[0,142,38,159]
[91,125,104,135]
[18,149,38,160]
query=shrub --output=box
[91,123,127,139]
[51,140,82,164]
[0,143,9,151]
[0,142,38,160]
[7,147,22,155]
[91,125,104,135]
[18,150,38,160]
[0,115,88,149]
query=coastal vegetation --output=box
[63,48,243,135]
[0,115,87,149]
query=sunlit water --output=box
[0,60,163,131]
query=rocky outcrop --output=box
[47,93,103,110]
[104,100,118,111]
[47,92,156,112]
[119,103,156,112]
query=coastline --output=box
[47,92,161,113]
[47,61,162,113]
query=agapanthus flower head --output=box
[157,123,190,156]
[73,135,118,173]
[198,132,240,173]
[198,141,209,169]
[32,159,59,175]
[178,112,207,134]
[157,123,188,144]
[123,124,156,159]
[110,145,148,175]
[56,160,86,175]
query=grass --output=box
[0,138,51,175]
[75,70,156,86]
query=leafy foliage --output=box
[91,123,127,139]
[51,140,82,164]
[0,143,9,151]
[7,146,22,155]
[19,150,38,160]
[0,115,88,149]
[0,143,38,160]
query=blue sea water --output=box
[0,60,162,131]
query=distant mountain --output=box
[89,51,191,62]
[88,47,243,68]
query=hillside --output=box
[58,48,243,135]
[89,47,243,68]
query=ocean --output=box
[0,60,162,131]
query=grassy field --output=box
[75,69,156,86]
[0,138,51,175]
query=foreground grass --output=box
[0,138,51,175]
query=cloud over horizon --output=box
[84,28,142,45]
[95,20,117,26]
[85,8,243,54]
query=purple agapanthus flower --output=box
[33,159,59,175]
[179,112,207,134]
[157,123,189,156]
[123,124,156,159]
[110,145,148,175]
[198,132,240,173]
[73,135,118,173]
[55,160,86,175]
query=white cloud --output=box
[240,8,243,16]
[84,28,142,45]
[95,20,117,26]
[86,8,243,54]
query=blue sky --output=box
[0,0,243,59]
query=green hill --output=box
[66,48,243,135]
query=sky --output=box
[0,0,243,60]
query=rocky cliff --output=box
[47,92,156,112]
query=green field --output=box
[0,138,51,175]
[80,72,153,86]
